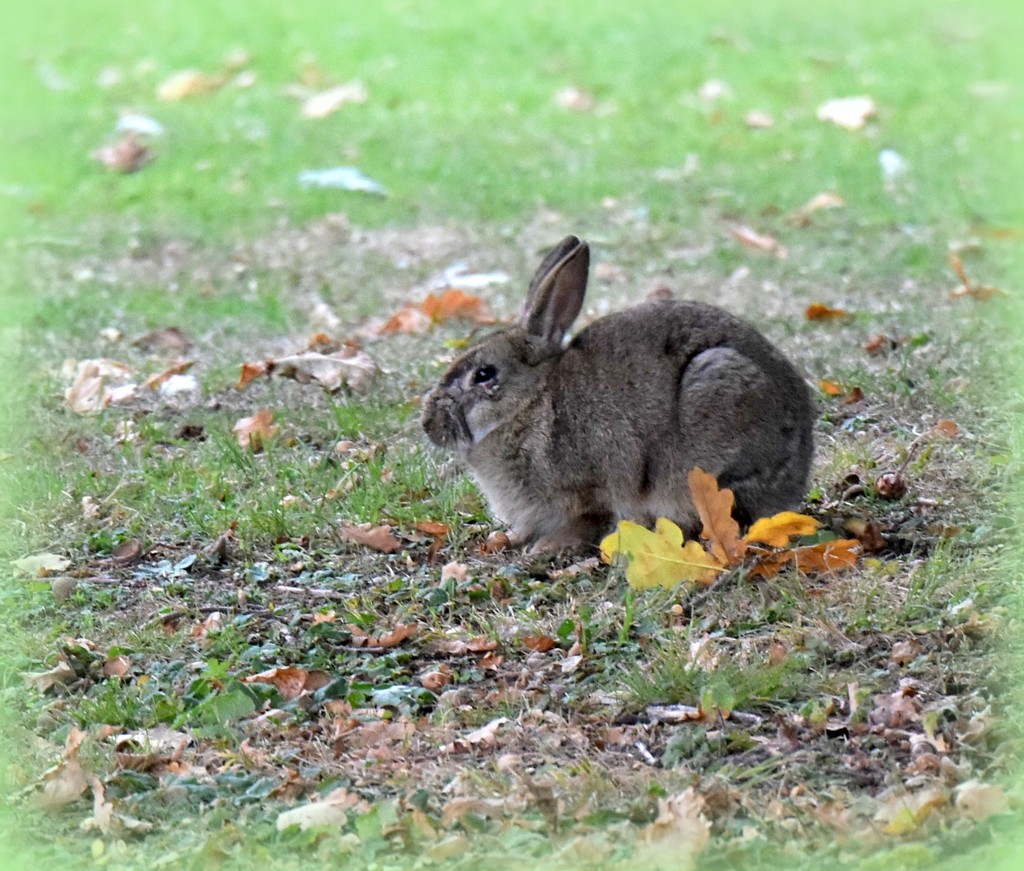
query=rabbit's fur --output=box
[421,235,814,549]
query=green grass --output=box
[2,1,1023,870]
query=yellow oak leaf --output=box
[743,512,821,548]
[600,518,724,591]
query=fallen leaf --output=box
[438,563,469,586]
[875,786,948,835]
[954,781,1010,821]
[817,95,877,130]
[864,334,898,355]
[143,360,195,390]
[748,539,860,578]
[236,361,269,390]
[744,512,820,548]
[37,727,90,810]
[806,303,850,320]
[157,69,225,101]
[818,379,843,396]
[420,668,450,691]
[267,348,378,394]
[875,472,908,500]
[276,788,360,831]
[379,290,493,335]
[600,518,724,590]
[635,788,711,871]
[300,81,368,118]
[13,552,71,577]
[789,191,845,225]
[688,467,744,564]
[730,225,787,258]
[522,635,558,652]
[947,253,1005,300]
[23,660,76,693]
[232,409,277,451]
[63,359,136,414]
[244,666,330,700]
[931,419,960,439]
[91,133,152,173]
[339,522,402,553]
[842,385,865,405]
[349,623,417,649]
[414,520,450,537]
[890,640,922,666]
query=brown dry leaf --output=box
[744,512,820,548]
[415,520,450,537]
[634,788,711,871]
[92,132,152,173]
[349,623,417,649]
[103,655,131,678]
[480,651,503,670]
[244,666,330,700]
[789,191,845,225]
[236,361,269,390]
[270,348,378,394]
[440,562,469,583]
[339,521,402,553]
[191,612,223,641]
[806,303,850,320]
[157,69,225,101]
[144,360,195,390]
[730,225,787,258]
[817,95,877,130]
[378,306,432,335]
[748,539,860,578]
[300,81,368,118]
[522,635,558,652]
[890,639,922,666]
[948,253,1006,300]
[444,716,509,753]
[479,530,512,553]
[37,727,89,810]
[864,334,898,355]
[232,408,277,451]
[842,386,865,405]
[689,467,744,564]
[932,419,960,439]
[12,552,71,577]
[420,668,450,691]
[64,359,136,414]
[818,379,843,396]
[870,685,921,729]
[424,636,499,655]
[23,659,76,693]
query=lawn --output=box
[1,1,1022,869]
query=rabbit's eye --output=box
[473,365,498,385]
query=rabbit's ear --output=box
[520,236,589,344]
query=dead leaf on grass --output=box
[600,518,724,590]
[522,635,558,652]
[817,95,877,130]
[806,303,851,320]
[440,562,469,583]
[23,659,76,693]
[244,666,331,700]
[339,521,402,553]
[63,359,136,414]
[954,780,1010,821]
[788,191,845,225]
[91,132,152,173]
[37,727,89,810]
[300,81,368,118]
[143,360,195,390]
[948,253,1005,300]
[378,289,494,335]
[414,520,450,537]
[747,539,860,578]
[744,512,820,548]
[349,622,417,649]
[444,716,509,753]
[232,408,277,451]
[267,348,378,394]
[276,787,362,831]
[157,69,226,101]
[689,467,743,563]
[635,788,711,871]
[12,552,71,577]
[931,419,960,439]
[730,225,787,258]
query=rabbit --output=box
[421,235,814,550]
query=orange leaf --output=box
[522,635,558,652]
[244,666,330,700]
[421,289,492,324]
[932,419,959,439]
[688,468,744,565]
[236,361,269,390]
[349,623,417,649]
[340,522,402,553]
[806,303,850,320]
[414,520,450,537]
[144,360,195,390]
[749,538,860,578]
[744,512,821,548]
[232,408,277,451]
[378,306,431,335]
[948,254,1006,300]
[818,379,843,396]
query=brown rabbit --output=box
[421,235,814,549]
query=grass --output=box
[2,1,1023,870]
